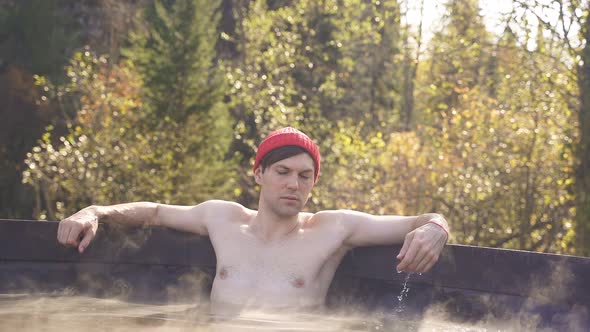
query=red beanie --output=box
[253,127,321,183]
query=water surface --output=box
[0,293,543,331]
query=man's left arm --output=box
[326,210,449,273]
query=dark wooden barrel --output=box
[1,219,588,329]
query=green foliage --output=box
[124,0,225,124]
[226,0,403,205]
[13,0,586,256]
[420,0,493,124]
[24,51,144,219]
[311,121,435,215]
[24,53,236,220]
[411,0,579,253]
[332,0,402,131]
[125,0,237,204]
[575,2,590,256]
[0,0,78,81]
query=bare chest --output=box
[214,230,329,286]
[208,226,346,307]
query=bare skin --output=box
[57,153,449,316]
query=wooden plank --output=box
[1,219,589,306]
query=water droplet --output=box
[395,273,413,313]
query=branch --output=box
[494,219,549,247]
[512,0,579,53]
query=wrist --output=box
[87,205,102,224]
[426,220,449,242]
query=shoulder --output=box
[302,211,357,247]
[199,199,252,217]
[304,209,377,232]
[302,210,346,229]
[306,209,365,222]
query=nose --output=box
[286,174,299,190]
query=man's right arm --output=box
[57,200,221,254]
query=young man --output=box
[57,127,449,315]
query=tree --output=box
[125,0,225,125]
[24,50,146,219]
[332,0,403,132]
[576,5,590,255]
[124,0,237,200]
[510,0,588,255]
[405,0,579,253]
[23,0,239,219]
[420,0,493,126]
[225,0,341,206]
[225,0,404,207]
[0,0,79,219]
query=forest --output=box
[0,0,589,256]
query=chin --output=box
[280,209,301,218]
[273,206,302,218]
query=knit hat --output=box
[253,127,321,183]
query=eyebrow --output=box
[276,165,314,173]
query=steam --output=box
[0,291,586,331]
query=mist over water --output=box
[0,293,563,332]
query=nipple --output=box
[219,267,229,280]
[292,277,305,288]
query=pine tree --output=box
[123,0,237,203]
[125,0,224,125]
[422,0,492,125]
[334,0,402,132]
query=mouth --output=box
[280,196,299,202]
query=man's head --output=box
[253,127,321,218]
[253,127,321,183]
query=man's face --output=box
[255,153,315,218]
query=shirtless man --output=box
[57,127,449,315]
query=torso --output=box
[204,204,350,316]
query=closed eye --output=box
[276,168,289,175]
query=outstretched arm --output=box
[322,210,449,273]
[57,200,221,253]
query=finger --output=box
[397,236,420,271]
[60,223,76,246]
[401,235,434,272]
[406,244,431,272]
[65,226,80,247]
[397,232,413,260]
[414,251,436,273]
[57,222,68,244]
[421,256,438,273]
[57,223,63,244]
[78,228,95,254]
[62,226,72,246]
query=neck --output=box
[250,203,300,242]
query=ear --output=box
[254,167,263,185]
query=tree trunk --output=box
[576,15,590,256]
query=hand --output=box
[396,222,448,273]
[57,208,99,254]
